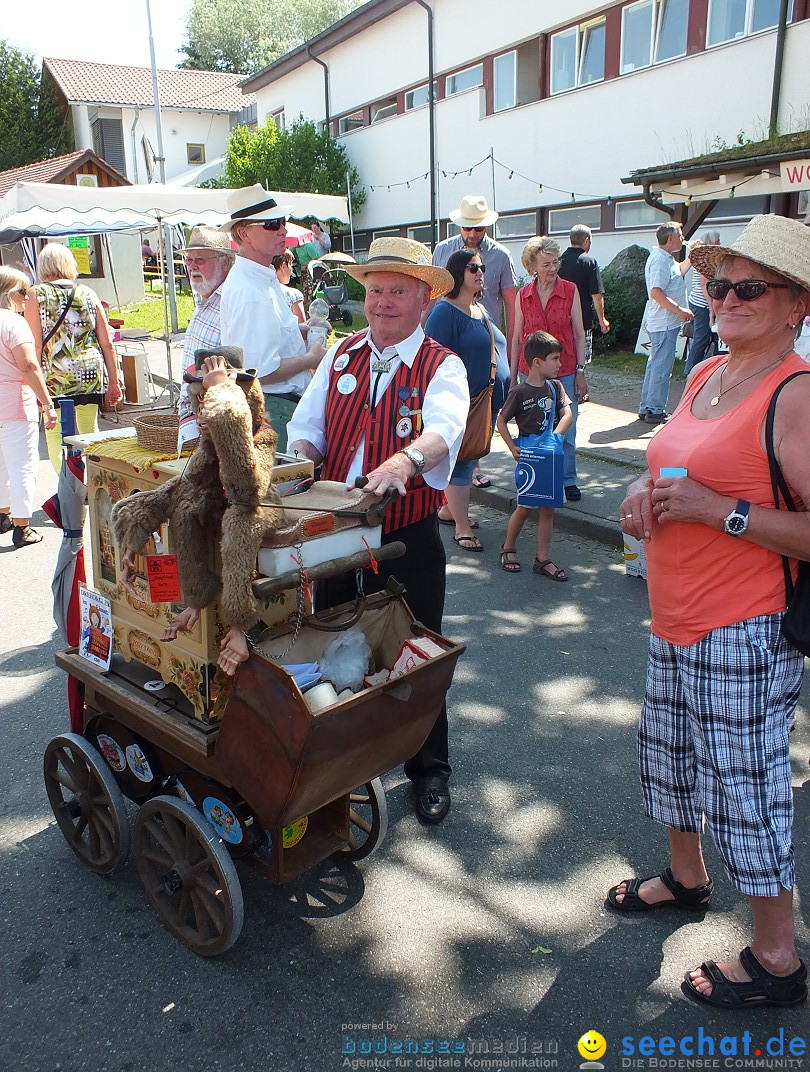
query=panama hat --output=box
[184,226,235,257]
[220,184,293,233]
[345,237,453,299]
[690,214,810,292]
[448,195,498,229]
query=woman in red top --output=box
[510,236,586,500]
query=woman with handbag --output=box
[24,243,123,471]
[425,249,499,552]
[611,215,810,1010]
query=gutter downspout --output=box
[308,48,330,132]
[130,106,141,184]
[769,0,790,139]
[413,0,437,246]
[641,181,674,219]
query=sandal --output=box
[12,525,43,548]
[453,534,483,552]
[500,546,521,572]
[0,512,12,535]
[439,515,478,528]
[682,947,807,1009]
[606,867,713,914]
[472,474,492,489]
[533,558,568,582]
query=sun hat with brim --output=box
[184,226,235,256]
[448,194,499,229]
[220,184,293,233]
[345,237,453,299]
[690,214,810,292]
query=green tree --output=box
[179,0,362,74]
[0,42,73,170]
[224,116,365,211]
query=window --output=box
[495,213,536,240]
[271,108,285,131]
[91,116,126,176]
[547,204,602,233]
[705,194,768,219]
[371,98,397,123]
[405,84,433,110]
[408,225,434,244]
[186,144,205,166]
[373,228,401,240]
[338,110,364,135]
[615,199,672,228]
[620,0,655,73]
[446,64,483,96]
[655,0,689,61]
[798,190,810,216]
[550,20,605,93]
[707,0,792,44]
[494,51,516,112]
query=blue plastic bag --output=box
[513,382,564,508]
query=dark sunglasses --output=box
[257,217,286,231]
[706,278,789,302]
[466,263,486,274]
[461,226,486,233]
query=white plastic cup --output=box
[305,681,338,712]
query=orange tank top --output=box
[645,352,806,645]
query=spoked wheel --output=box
[133,796,243,956]
[43,732,130,874]
[338,778,388,861]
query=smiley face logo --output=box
[577,1031,606,1062]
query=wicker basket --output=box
[133,412,180,453]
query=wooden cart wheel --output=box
[133,796,244,956]
[338,778,388,861]
[43,732,131,875]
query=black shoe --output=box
[0,512,12,534]
[643,411,670,425]
[564,485,582,502]
[12,525,42,548]
[413,780,451,824]
[637,411,648,421]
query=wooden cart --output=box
[46,542,464,956]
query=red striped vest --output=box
[320,333,450,533]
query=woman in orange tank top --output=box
[606,215,810,1010]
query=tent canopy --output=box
[0,181,350,244]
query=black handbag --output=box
[765,370,810,657]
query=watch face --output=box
[726,515,747,535]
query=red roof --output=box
[45,57,254,113]
[0,150,129,199]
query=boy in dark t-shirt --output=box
[496,331,573,578]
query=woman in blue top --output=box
[425,248,499,552]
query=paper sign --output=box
[145,554,183,603]
[79,585,113,670]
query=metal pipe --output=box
[769,0,790,139]
[307,48,330,130]
[413,0,437,246]
[130,106,141,184]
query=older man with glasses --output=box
[219,185,327,440]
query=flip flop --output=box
[453,534,483,552]
[472,475,492,489]
[439,515,478,528]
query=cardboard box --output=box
[623,533,647,580]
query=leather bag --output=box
[457,309,497,464]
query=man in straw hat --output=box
[609,214,810,1010]
[432,195,516,492]
[288,237,470,823]
[219,185,327,441]
[177,226,236,448]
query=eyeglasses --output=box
[461,227,486,233]
[466,263,486,274]
[257,217,286,231]
[706,278,789,302]
[181,254,222,266]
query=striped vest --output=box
[320,334,450,533]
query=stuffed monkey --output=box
[112,347,284,674]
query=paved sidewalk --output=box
[124,334,686,549]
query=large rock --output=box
[598,244,650,348]
[603,244,649,301]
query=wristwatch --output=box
[576,364,587,372]
[723,499,750,536]
[397,445,425,476]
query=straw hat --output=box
[448,195,498,228]
[185,226,235,257]
[220,184,292,233]
[345,237,453,299]
[690,214,810,292]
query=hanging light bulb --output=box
[606,196,613,207]
[538,183,543,194]
[508,171,514,180]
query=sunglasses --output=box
[256,217,286,231]
[461,226,486,233]
[15,287,27,296]
[706,278,789,302]
[466,263,486,274]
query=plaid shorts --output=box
[638,614,804,897]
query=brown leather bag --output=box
[457,310,497,464]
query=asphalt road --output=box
[2,454,810,1072]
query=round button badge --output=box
[337,373,357,395]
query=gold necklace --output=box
[709,348,792,407]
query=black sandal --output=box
[606,867,712,913]
[500,546,521,572]
[12,525,43,548]
[682,947,807,1009]
[533,558,568,582]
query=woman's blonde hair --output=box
[0,267,31,310]
[37,242,79,282]
[521,236,561,275]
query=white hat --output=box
[690,214,810,292]
[220,184,293,233]
[449,195,498,229]
[185,226,235,257]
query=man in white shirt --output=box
[288,238,469,824]
[219,185,326,444]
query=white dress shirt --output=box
[287,324,469,488]
[220,256,309,396]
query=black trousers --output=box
[316,512,450,783]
